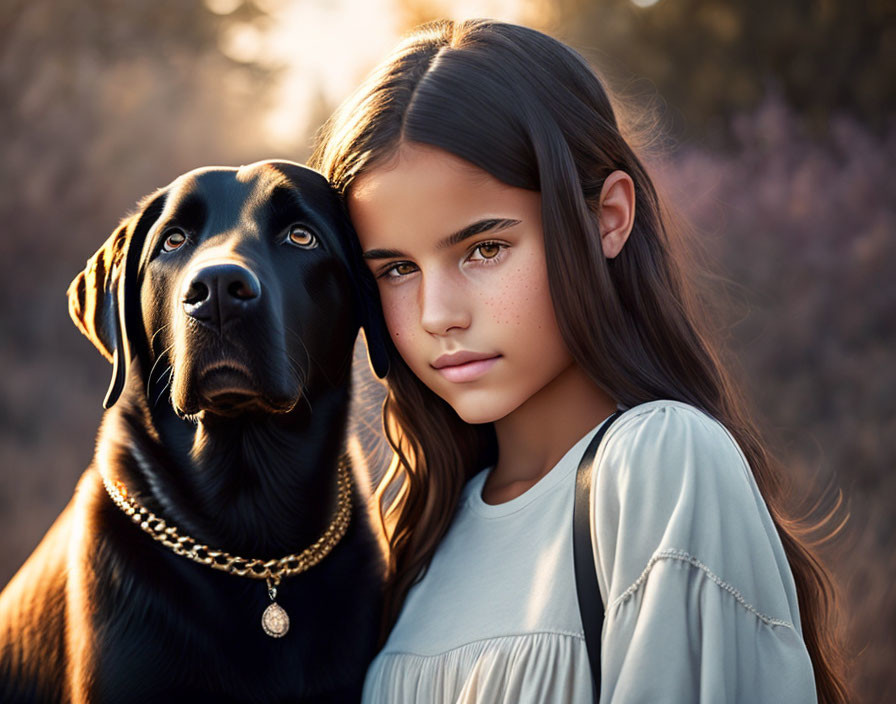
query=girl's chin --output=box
[422,371,525,425]
[440,394,519,426]
[455,409,502,425]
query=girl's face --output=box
[347,142,576,425]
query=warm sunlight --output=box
[206,0,531,150]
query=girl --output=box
[311,19,847,703]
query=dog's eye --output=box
[162,229,187,252]
[286,225,317,249]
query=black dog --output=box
[0,160,390,702]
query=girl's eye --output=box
[162,229,187,252]
[286,225,317,248]
[469,241,504,261]
[377,241,508,282]
[380,262,417,279]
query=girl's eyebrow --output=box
[362,218,521,260]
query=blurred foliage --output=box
[403,0,895,142]
[653,96,895,699]
[548,0,896,141]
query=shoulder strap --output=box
[573,409,624,704]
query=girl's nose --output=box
[419,270,471,335]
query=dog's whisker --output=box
[283,326,315,416]
[284,353,302,389]
[285,325,318,388]
[148,343,175,383]
[307,339,341,390]
[152,366,174,410]
[146,343,176,402]
[283,326,306,375]
[285,352,313,416]
[149,324,171,355]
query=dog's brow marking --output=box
[236,163,293,190]
[168,194,207,233]
[240,184,303,226]
[171,175,200,196]
[243,186,312,241]
[265,171,295,191]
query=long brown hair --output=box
[310,18,848,702]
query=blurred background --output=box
[1,0,892,699]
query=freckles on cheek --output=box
[381,295,425,373]
[488,262,548,331]
[381,296,414,342]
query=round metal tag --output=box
[262,602,290,638]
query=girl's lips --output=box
[435,355,501,383]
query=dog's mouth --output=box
[195,363,283,416]
[200,362,254,385]
[200,365,254,410]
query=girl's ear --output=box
[596,170,636,259]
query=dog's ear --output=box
[68,192,166,408]
[273,162,392,378]
[329,197,391,379]
[353,251,392,379]
[264,160,392,378]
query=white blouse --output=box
[361,400,818,703]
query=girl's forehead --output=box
[350,142,487,199]
[347,142,538,249]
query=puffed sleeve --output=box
[590,401,817,703]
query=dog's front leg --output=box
[63,479,104,704]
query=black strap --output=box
[573,409,624,704]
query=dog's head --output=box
[68,160,389,415]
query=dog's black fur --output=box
[0,161,390,702]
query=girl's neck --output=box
[484,362,617,502]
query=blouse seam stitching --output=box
[601,402,713,447]
[608,403,753,482]
[377,630,585,659]
[608,547,795,630]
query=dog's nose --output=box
[182,263,261,329]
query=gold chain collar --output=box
[99,456,353,637]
